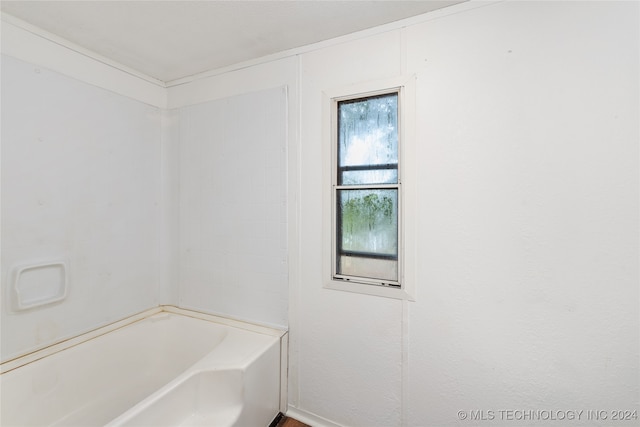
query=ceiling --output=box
[1,1,465,83]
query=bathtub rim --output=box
[0,305,287,374]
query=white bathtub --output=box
[0,307,286,427]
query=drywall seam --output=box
[400,26,409,427]
[401,299,410,427]
[288,53,304,409]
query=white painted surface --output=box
[289,1,639,426]
[177,87,289,329]
[1,54,162,362]
[158,109,181,306]
[0,1,465,83]
[1,310,283,427]
[404,1,639,425]
[166,56,298,110]
[1,16,166,107]
[296,29,406,427]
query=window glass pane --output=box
[338,256,398,282]
[341,169,398,186]
[338,93,398,185]
[337,188,398,258]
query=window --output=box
[332,90,401,287]
[323,76,416,300]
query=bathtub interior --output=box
[115,370,245,427]
[0,309,285,427]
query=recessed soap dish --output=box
[12,261,68,311]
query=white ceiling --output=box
[1,1,465,83]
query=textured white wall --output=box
[1,55,162,361]
[158,108,181,306]
[167,57,298,329]
[404,1,639,425]
[292,1,639,426]
[295,30,405,426]
[177,87,289,329]
[406,2,640,426]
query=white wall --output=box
[1,22,296,360]
[158,108,181,306]
[176,87,289,328]
[166,57,297,329]
[405,2,638,425]
[1,1,637,425]
[291,1,639,426]
[294,29,405,426]
[1,55,162,361]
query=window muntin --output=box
[333,91,401,287]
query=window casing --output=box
[332,90,402,288]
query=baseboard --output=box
[286,406,344,427]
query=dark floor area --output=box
[274,414,311,427]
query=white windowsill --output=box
[325,278,415,300]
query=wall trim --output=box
[286,406,344,427]
[164,0,499,87]
[0,305,287,374]
[1,1,500,105]
[1,13,167,108]
[1,12,166,88]
[0,307,163,374]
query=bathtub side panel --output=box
[234,339,281,427]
